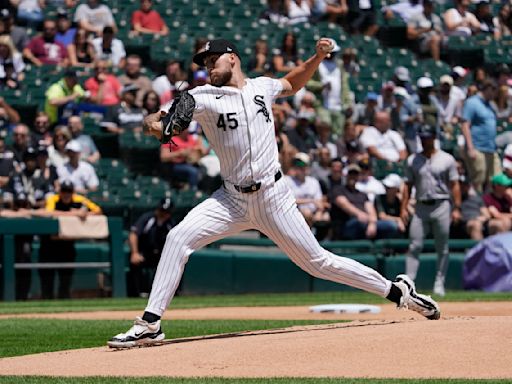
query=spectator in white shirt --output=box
[359,110,407,162]
[74,0,116,37]
[57,140,99,194]
[384,0,423,23]
[450,66,468,104]
[285,0,311,25]
[444,0,480,37]
[92,26,126,69]
[433,75,462,129]
[285,153,329,227]
[355,158,385,203]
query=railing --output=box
[0,217,125,301]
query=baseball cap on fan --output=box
[382,173,402,189]
[65,140,82,153]
[193,39,241,66]
[417,76,434,89]
[293,152,310,167]
[394,66,410,82]
[60,180,75,193]
[452,66,468,79]
[417,124,437,139]
[440,75,454,86]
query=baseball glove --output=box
[160,91,195,144]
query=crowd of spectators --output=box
[1,0,512,298]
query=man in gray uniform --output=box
[400,124,461,297]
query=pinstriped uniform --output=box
[145,77,392,316]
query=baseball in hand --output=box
[319,39,335,53]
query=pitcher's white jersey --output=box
[166,77,282,186]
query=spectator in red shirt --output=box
[483,173,512,235]
[131,0,169,36]
[84,59,122,106]
[160,127,203,190]
[23,19,69,67]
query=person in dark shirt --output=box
[321,157,344,195]
[286,112,317,154]
[31,112,53,148]
[1,9,29,52]
[375,173,406,235]
[483,173,512,235]
[5,147,53,208]
[0,135,14,193]
[330,163,397,240]
[36,145,59,192]
[451,175,490,240]
[128,198,174,297]
[9,124,31,172]
[102,84,145,134]
[0,192,34,300]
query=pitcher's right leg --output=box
[146,189,251,316]
[108,189,251,348]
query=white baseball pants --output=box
[145,177,392,316]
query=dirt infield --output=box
[1,302,511,379]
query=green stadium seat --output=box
[372,159,405,179]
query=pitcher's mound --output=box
[1,316,511,379]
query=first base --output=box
[309,304,381,314]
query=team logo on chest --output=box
[253,95,271,123]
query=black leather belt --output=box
[227,171,282,193]
[419,199,445,205]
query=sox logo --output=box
[254,95,271,123]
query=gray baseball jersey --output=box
[404,150,459,201]
[146,77,392,316]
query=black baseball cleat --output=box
[394,274,441,320]
[108,317,165,348]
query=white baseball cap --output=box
[394,66,410,82]
[293,152,310,167]
[452,66,468,78]
[382,173,402,189]
[440,75,454,86]
[65,140,82,153]
[503,144,512,170]
[417,76,434,89]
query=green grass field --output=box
[0,318,339,358]
[1,291,511,383]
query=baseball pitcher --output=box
[108,38,440,348]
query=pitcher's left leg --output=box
[431,200,451,296]
[253,180,391,296]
